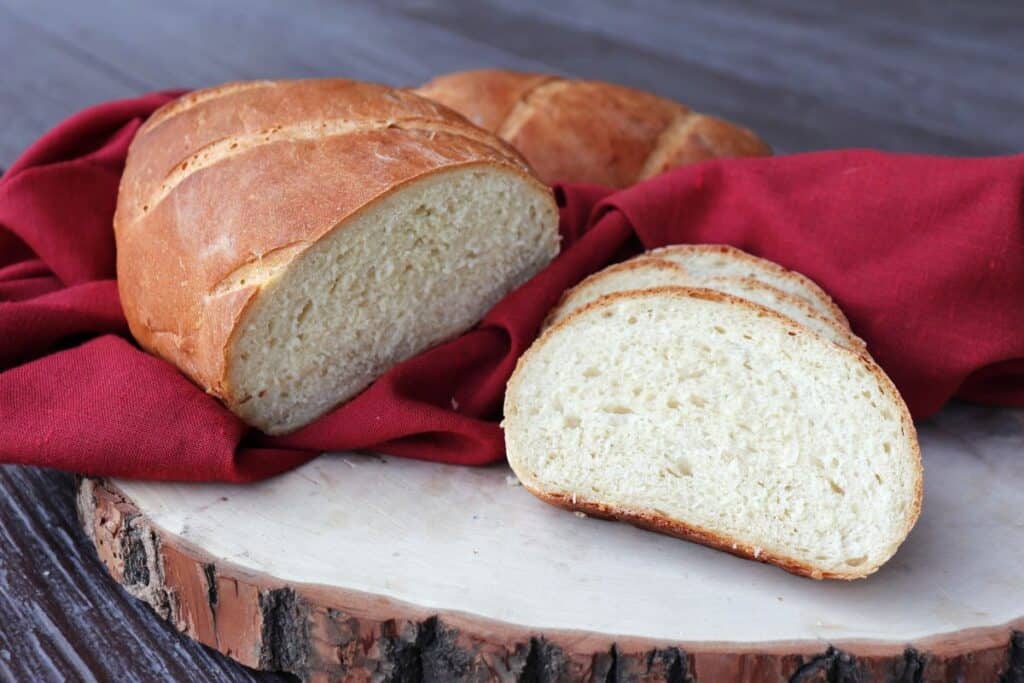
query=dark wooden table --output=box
[1,1,1021,680]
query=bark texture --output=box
[78,477,1024,683]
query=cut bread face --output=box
[649,244,850,327]
[228,166,558,433]
[505,288,921,579]
[546,258,862,350]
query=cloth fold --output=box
[1,93,1022,481]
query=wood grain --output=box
[0,466,289,682]
[1,1,1023,680]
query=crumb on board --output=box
[574,511,587,519]
[450,397,459,410]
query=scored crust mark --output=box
[207,242,310,298]
[140,81,278,135]
[130,118,530,222]
[413,70,557,133]
[640,114,772,181]
[638,108,701,181]
[495,77,568,140]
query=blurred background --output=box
[0,1,1021,681]
[1,0,1021,169]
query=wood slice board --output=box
[78,403,1024,682]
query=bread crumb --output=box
[574,511,587,518]
[505,475,521,487]
[571,492,577,504]
[754,547,762,558]
[450,397,459,410]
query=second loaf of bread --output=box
[415,69,771,187]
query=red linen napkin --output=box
[1,93,1022,481]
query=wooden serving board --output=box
[78,403,1024,682]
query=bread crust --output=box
[639,114,771,181]
[115,79,554,406]
[414,69,771,187]
[415,69,556,132]
[544,254,862,348]
[505,286,923,580]
[541,256,688,329]
[649,244,853,329]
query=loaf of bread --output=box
[505,259,921,579]
[415,69,771,187]
[115,79,559,434]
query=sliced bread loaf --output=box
[649,244,851,327]
[504,287,921,579]
[116,79,560,434]
[545,257,862,350]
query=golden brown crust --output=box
[499,79,683,187]
[639,113,772,180]
[506,286,923,580]
[115,78,551,402]
[526,485,843,580]
[414,69,556,132]
[415,69,771,187]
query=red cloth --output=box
[1,94,1022,481]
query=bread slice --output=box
[504,288,921,579]
[545,258,862,350]
[649,244,851,327]
[115,79,560,434]
[543,257,687,328]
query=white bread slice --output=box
[545,258,862,350]
[504,288,921,579]
[649,244,851,328]
[543,257,687,328]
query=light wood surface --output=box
[80,403,1024,680]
